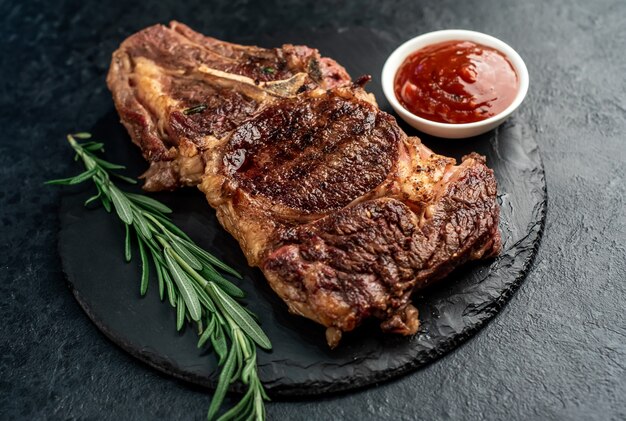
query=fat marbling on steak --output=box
[107,21,501,347]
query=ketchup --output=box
[394,40,518,124]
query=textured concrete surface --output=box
[0,0,624,420]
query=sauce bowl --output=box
[381,29,529,139]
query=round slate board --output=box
[59,28,546,397]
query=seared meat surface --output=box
[107,22,501,347]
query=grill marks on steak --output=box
[107,23,502,347]
[223,91,400,214]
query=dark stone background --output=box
[0,0,624,419]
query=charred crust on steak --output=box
[222,90,401,214]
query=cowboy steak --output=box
[107,22,501,347]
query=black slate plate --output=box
[58,28,546,397]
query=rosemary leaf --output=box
[45,176,81,185]
[97,181,112,212]
[206,315,216,337]
[207,284,271,350]
[257,377,269,401]
[111,187,134,225]
[111,172,138,184]
[101,195,112,212]
[191,279,217,313]
[231,336,244,382]
[253,390,264,421]
[68,168,98,185]
[197,319,214,348]
[176,294,186,331]
[165,248,202,321]
[91,155,126,170]
[207,345,237,421]
[144,237,164,262]
[217,388,254,421]
[200,265,245,299]
[170,238,202,270]
[211,324,228,365]
[126,192,172,214]
[153,251,165,301]
[214,308,227,327]
[162,270,177,308]
[167,246,210,290]
[84,192,101,207]
[132,210,153,240]
[138,234,149,296]
[241,355,255,384]
[72,132,92,139]
[243,306,261,323]
[124,224,132,262]
[237,330,251,359]
[83,142,105,152]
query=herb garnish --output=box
[261,66,275,75]
[47,133,271,420]
[183,104,208,115]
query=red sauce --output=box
[394,40,518,124]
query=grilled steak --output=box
[107,22,501,347]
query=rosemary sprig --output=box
[48,133,271,420]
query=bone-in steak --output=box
[107,22,501,347]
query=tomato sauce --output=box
[394,40,518,124]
